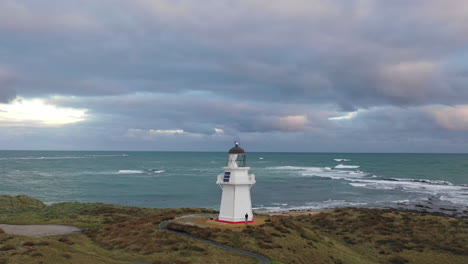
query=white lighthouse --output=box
[216,141,256,223]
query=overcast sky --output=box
[1,0,468,152]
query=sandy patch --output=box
[0,224,81,237]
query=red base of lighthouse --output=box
[215,218,254,224]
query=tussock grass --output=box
[0,195,45,213]
[3,195,466,264]
[168,209,468,264]
[0,195,253,264]
[0,245,16,251]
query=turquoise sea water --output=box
[0,151,467,211]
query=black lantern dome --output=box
[227,141,246,167]
[228,145,245,154]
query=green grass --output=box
[0,195,45,213]
[168,209,468,264]
[0,195,255,264]
[2,195,467,264]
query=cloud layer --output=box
[0,0,468,152]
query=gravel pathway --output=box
[160,220,270,264]
[0,224,81,237]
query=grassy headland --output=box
[168,209,468,264]
[1,195,467,264]
[0,195,255,264]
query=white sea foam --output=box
[272,203,288,206]
[334,159,350,162]
[348,178,468,205]
[268,166,320,170]
[268,164,468,206]
[0,154,129,160]
[440,196,468,205]
[118,170,165,174]
[335,164,360,169]
[392,199,410,204]
[0,156,84,160]
[267,165,367,180]
[86,154,129,157]
[254,200,368,213]
[118,170,146,174]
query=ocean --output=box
[1,151,467,212]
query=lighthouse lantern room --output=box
[216,141,256,223]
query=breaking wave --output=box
[335,164,360,169]
[0,156,84,160]
[0,154,128,160]
[334,159,350,162]
[267,165,367,180]
[118,170,165,174]
[86,154,128,157]
[254,200,368,213]
[267,165,468,206]
[348,178,468,205]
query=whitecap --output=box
[267,166,318,170]
[335,164,360,169]
[254,200,368,213]
[392,199,410,204]
[0,156,83,160]
[118,169,165,174]
[86,154,128,157]
[118,170,146,174]
[348,178,468,206]
[267,165,368,180]
[334,159,350,162]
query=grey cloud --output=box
[2,0,468,151]
[0,67,17,102]
[46,94,331,136]
[3,0,468,109]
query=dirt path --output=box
[0,224,81,237]
[160,220,270,264]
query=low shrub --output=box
[58,237,74,245]
[0,244,16,251]
[388,255,409,264]
[30,251,43,257]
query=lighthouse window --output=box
[223,172,231,182]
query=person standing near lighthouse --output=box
[216,141,256,223]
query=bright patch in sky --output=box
[214,128,224,134]
[149,129,184,134]
[0,97,88,126]
[328,111,358,120]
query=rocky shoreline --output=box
[255,196,468,220]
[390,195,468,220]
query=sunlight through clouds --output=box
[328,111,359,121]
[0,97,88,127]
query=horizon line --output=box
[0,149,467,155]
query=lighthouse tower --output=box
[216,141,256,223]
